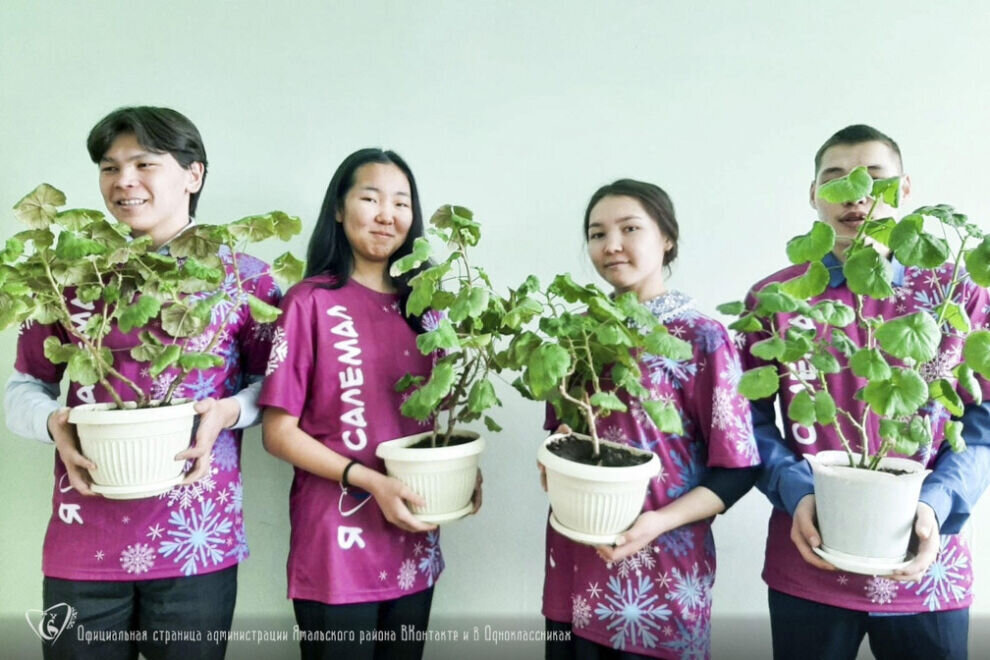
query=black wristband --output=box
[341,459,362,490]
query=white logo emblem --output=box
[25,602,77,644]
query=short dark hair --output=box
[584,179,679,267]
[813,124,902,176]
[305,148,425,323]
[87,106,208,216]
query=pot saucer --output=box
[813,545,914,576]
[549,513,620,546]
[92,474,184,500]
[415,502,474,524]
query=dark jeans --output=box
[41,565,237,660]
[293,587,434,660]
[768,588,969,660]
[545,618,655,660]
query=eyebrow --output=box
[587,215,642,228]
[358,185,410,197]
[100,151,160,164]
[819,164,892,178]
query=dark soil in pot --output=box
[547,434,651,467]
[407,434,478,450]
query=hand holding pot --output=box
[470,469,484,514]
[891,503,939,582]
[596,510,665,562]
[177,398,240,485]
[49,407,96,496]
[791,494,835,571]
[364,469,438,534]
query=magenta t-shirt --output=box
[259,275,443,605]
[743,260,990,612]
[543,295,759,659]
[15,249,278,581]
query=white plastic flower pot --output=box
[806,450,931,573]
[375,430,484,523]
[538,432,661,545]
[68,400,196,500]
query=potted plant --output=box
[376,205,506,522]
[3,183,303,498]
[722,166,990,571]
[499,272,691,544]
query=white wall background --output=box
[2,1,989,657]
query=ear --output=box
[899,174,912,203]
[185,162,205,194]
[809,179,818,209]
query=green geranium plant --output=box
[499,273,691,459]
[1,183,304,409]
[721,167,990,469]
[390,205,510,447]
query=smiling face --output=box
[98,133,204,247]
[586,194,673,301]
[337,162,414,281]
[811,140,910,255]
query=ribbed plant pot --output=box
[806,450,931,572]
[68,401,196,500]
[375,430,484,523]
[539,432,661,544]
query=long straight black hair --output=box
[305,148,427,329]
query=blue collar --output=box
[823,250,906,289]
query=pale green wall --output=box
[3,1,990,657]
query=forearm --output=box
[751,399,813,514]
[4,371,60,444]
[647,486,726,535]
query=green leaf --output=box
[954,363,982,406]
[524,343,571,399]
[13,184,65,229]
[614,293,657,328]
[149,345,182,378]
[271,252,304,287]
[77,285,104,304]
[754,286,804,315]
[0,237,24,264]
[849,348,892,380]
[876,312,941,362]
[594,322,632,347]
[964,237,990,287]
[245,294,281,324]
[430,205,480,246]
[863,217,897,246]
[843,248,895,299]
[879,418,906,441]
[394,373,424,392]
[929,379,964,417]
[816,166,874,204]
[549,273,596,304]
[389,236,432,277]
[862,368,928,417]
[227,213,276,242]
[944,420,966,453]
[590,391,627,413]
[503,296,542,330]
[67,348,110,386]
[728,314,762,333]
[168,226,224,261]
[716,301,745,316]
[738,366,780,399]
[449,286,488,322]
[750,337,785,361]
[889,214,950,268]
[54,208,103,230]
[483,416,502,433]
[401,361,456,420]
[587,296,625,324]
[810,348,841,374]
[178,352,225,371]
[161,302,209,338]
[908,415,933,449]
[54,231,107,260]
[812,300,856,327]
[780,328,815,363]
[416,318,460,354]
[830,329,858,357]
[814,391,837,425]
[894,434,920,457]
[786,221,836,264]
[269,211,303,241]
[467,380,499,414]
[780,261,830,299]
[872,176,902,207]
[788,390,816,427]
[641,399,684,435]
[934,301,970,333]
[118,296,162,334]
[963,330,990,377]
[43,336,78,364]
[643,329,693,360]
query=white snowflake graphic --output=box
[665,563,713,617]
[661,616,710,659]
[398,559,417,590]
[417,531,444,586]
[265,327,288,376]
[217,489,230,505]
[572,594,592,629]
[837,574,849,585]
[865,577,899,605]
[606,546,657,579]
[656,571,672,590]
[586,582,602,599]
[379,570,388,582]
[911,539,971,611]
[225,526,249,562]
[158,499,233,576]
[150,372,179,402]
[711,386,737,431]
[211,433,239,472]
[161,481,206,509]
[600,425,627,444]
[122,516,131,524]
[147,524,164,540]
[120,543,156,574]
[184,372,216,401]
[94,550,104,561]
[594,575,672,650]
[225,480,244,515]
[412,542,424,556]
[629,399,658,431]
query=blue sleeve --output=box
[919,401,990,534]
[752,398,814,515]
